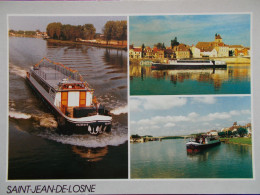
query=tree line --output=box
[9,29,37,36]
[46,20,127,43]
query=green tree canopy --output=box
[154,42,166,50]
[83,24,96,40]
[237,127,248,137]
[103,20,127,44]
[171,37,180,49]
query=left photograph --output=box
[8,16,128,179]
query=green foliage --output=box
[171,37,179,48]
[83,24,96,40]
[154,42,166,50]
[218,132,226,138]
[46,22,62,39]
[103,20,127,44]
[131,134,141,138]
[47,22,96,41]
[237,127,248,137]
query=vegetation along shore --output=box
[9,20,127,50]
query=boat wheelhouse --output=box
[151,59,227,70]
[26,57,112,135]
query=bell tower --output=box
[215,33,223,43]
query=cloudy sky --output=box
[130,96,251,137]
[9,16,126,33]
[130,14,250,47]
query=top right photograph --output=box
[129,14,251,95]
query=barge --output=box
[186,136,220,152]
[26,57,112,135]
[151,59,227,70]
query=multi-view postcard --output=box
[8,16,128,179]
[1,0,259,194]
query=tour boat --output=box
[151,59,227,70]
[26,57,112,135]
[186,136,220,152]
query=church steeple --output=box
[215,33,222,43]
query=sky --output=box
[9,16,126,33]
[130,14,251,47]
[130,96,251,137]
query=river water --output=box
[131,139,253,178]
[8,37,128,179]
[130,62,251,95]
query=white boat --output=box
[26,57,112,135]
[151,59,227,70]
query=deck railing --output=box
[34,57,85,83]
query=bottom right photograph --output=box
[130,96,253,179]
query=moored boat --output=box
[151,59,227,70]
[26,57,112,135]
[186,135,220,152]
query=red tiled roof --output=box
[133,48,142,52]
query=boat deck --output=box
[33,66,81,90]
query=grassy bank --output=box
[220,137,252,145]
[47,39,127,50]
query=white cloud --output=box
[142,96,187,110]
[164,123,176,128]
[130,98,142,112]
[241,109,251,115]
[192,96,216,104]
[202,112,231,121]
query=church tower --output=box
[214,33,223,43]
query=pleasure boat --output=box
[26,57,112,135]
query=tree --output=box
[103,20,127,45]
[237,127,247,137]
[131,134,141,138]
[154,42,165,50]
[103,21,116,44]
[83,24,96,40]
[218,132,226,138]
[171,37,179,49]
[141,43,145,58]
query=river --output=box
[130,61,251,95]
[8,37,128,179]
[131,139,253,178]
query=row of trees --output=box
[46,20,127,44]
[9,29,37,36]
[46,22,96,41]
[218,127,248,138]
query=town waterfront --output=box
[9,37,128,179]
[130,61,251,95]
[131,139,253,178]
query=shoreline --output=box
[47,39,127,50]
[130,56,250,64]
[220,138,252,146]
[10,35,127,50]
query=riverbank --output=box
[130,56,250,64]
[47,39,127,50]
[220,137,252,145]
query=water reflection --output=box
[72,146,108,162]
[130,62,251,94]
[186,145,221,162]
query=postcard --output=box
[0,0,260,195]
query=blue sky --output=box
[130,96,251,137]
[130,14,250,47]
[9,16,126,33]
